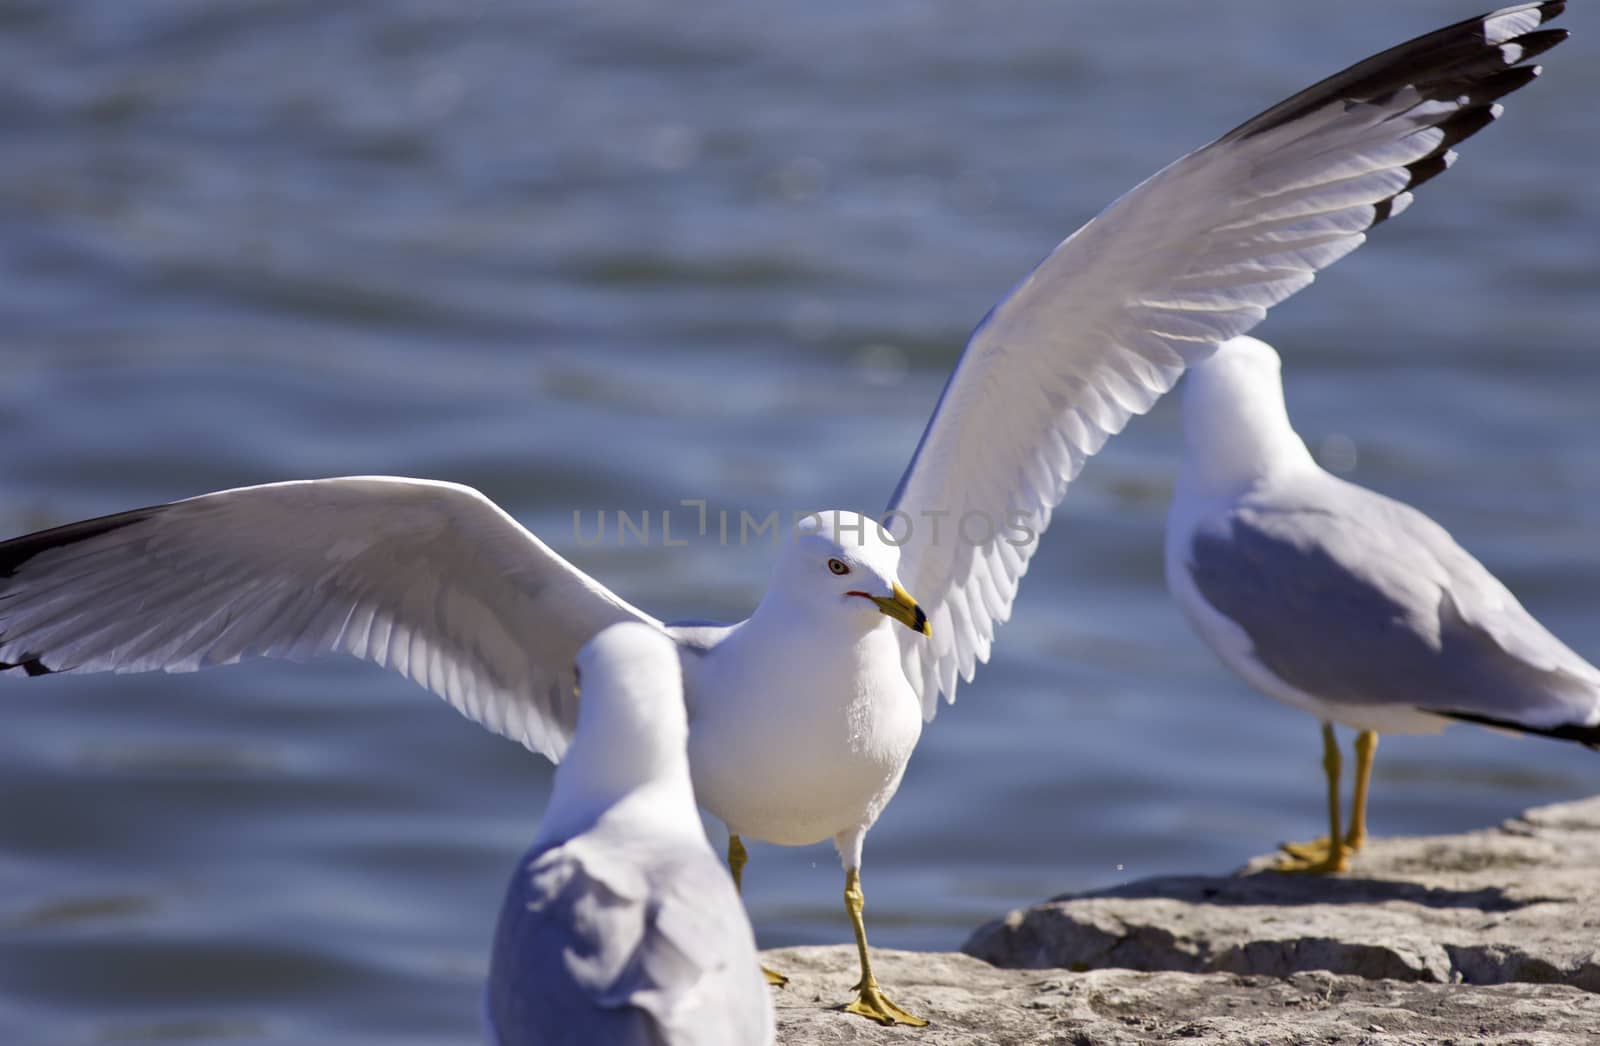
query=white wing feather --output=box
[0,477,658,760]
[887,3,1568,716]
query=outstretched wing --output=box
[0,476,658,760]
[887,3,1568,716]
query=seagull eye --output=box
[827,558,850,576]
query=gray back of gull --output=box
[1186,474,1600,728]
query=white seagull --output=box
[1166,336,1600,874]
[485,622,774,1046]
[0,2,1569,1025]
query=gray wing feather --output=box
[1187,476,1600,730]
[487,837,771,1046]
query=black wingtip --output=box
[1221,1,1568,147]
[1437,104,1501,151]
[1472,62,1544,106]
[1441,709,1600,751]
[0,507,164,681]
[0,505,159,579]
[1404,151,1454,193]
[1514,27,1570,64]
[0,654,54,677]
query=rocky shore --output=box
[767,797,1600,1044]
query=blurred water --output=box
[0,0,1597,1041]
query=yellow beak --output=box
[870,582,930,636]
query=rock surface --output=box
[768,797,1600,1044]
[767,948,1600,1044]
[965,797,1600,988]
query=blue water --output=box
[1,1,1597,1041]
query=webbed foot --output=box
[843,977,929,1027]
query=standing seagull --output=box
[0,3,1569,1025]
[485,622,774,1046]
[1166,336,1600,873]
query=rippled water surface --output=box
[1,1,1598,1041]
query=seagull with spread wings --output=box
[0,3,1569,1027]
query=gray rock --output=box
[766,947,1600,1044]
[964,796,1600,990]
[766,798,1600,1043]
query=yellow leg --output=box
[1276,723,1350,874]
[841,868,928,1027]
[727,833,749,892]
[1345,730,1378,852]
[728,834,788,988]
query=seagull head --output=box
[570,622,688,774]
[537,622,693,843]
[768,510,930,637]
[1180,335,1313,497]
